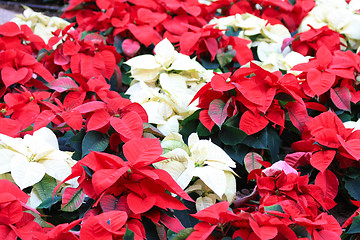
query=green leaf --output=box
[61,188,86,212]
[121,64,132,85]
[225,26,241,37]
[267,127,280,162]
[82,131,110,157]
[123,226,135,240]
[216,48,236,67]
[347,215,360,234]
[33,174,58,201]
[37,196,61,209]
[170,228,194,240]
[66,129,85,152]
[264,204,284,213]
[197,122,213,137]
[244,152,263,173]
[345,178,360,201]
[219,124,247,145]
[180,110,201,142]
[223,144,249,165]
[200,57,219,70]
[243,128,269,149]
[114,36,123,54]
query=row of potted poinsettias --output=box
[1,0,360,239]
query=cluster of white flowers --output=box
[153,132,237,211]
[198,0,218,5]
[125,38,213,136]
[210,13,309,73]
[299,0,360,49]
[11,6,72,44]
[0,128,78,207]
[344,119,360,132]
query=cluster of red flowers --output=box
[56,138,192,239]
[188,162,341,240]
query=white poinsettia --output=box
[125,38,213,135]
[186,179,223,211]
[299,0,360,49]
[153,132,237,207]
[210,13,291,46]
[0,127,75,190]
[255,42,310,73]
[11,6,72,44]
[344,119,360,132]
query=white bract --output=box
[255,42,310,73]
[125,38,213,136]
[210,13,291,47]
[299,0,360,49]
[344,119,360,132]
[153,132,237,209]
[0,127,75,190]
[210,13,298,73]
[11,6,72,44]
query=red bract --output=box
[55,138,192,237]
[80,211,128,240]
[34,91,86,131]
[83,96,147,142]
[291,111,360,172]
[43,31,121,81]
[292,46,360,98]
[192,63,306,135]
[292,26,343,56]
[61,0,235,59]
[187,201,239,240]
[32,220,82,240]
[0,22,55,98]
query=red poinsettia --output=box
[291,111,360,172]
[192,63,306,135]
[82,96,147,142]
[292,46,359,98]
[187,201,239,240]
[55,138,193,237]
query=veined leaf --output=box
[37,196,61,209]
[33,174,58,201]
[171,228,194,240]
[61,187,86,212]
[330,87,351,112]
[244,152,263,173]
[82,131,110,157]
[208,99,230,129]
[345,177,360,201]
[46,77,78,93]
[347,215,360,234]
[315,169,338,200]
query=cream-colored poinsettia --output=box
[153,132,237,208]
[344,119,360,132]
[11,6,72,44]
[299,0,360,49]
[210,13,291,47]
[125,38,213,136]
[255,42,310,73]
[210,13,294,72]
[186,179,223,211]
[0,127,75,190]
